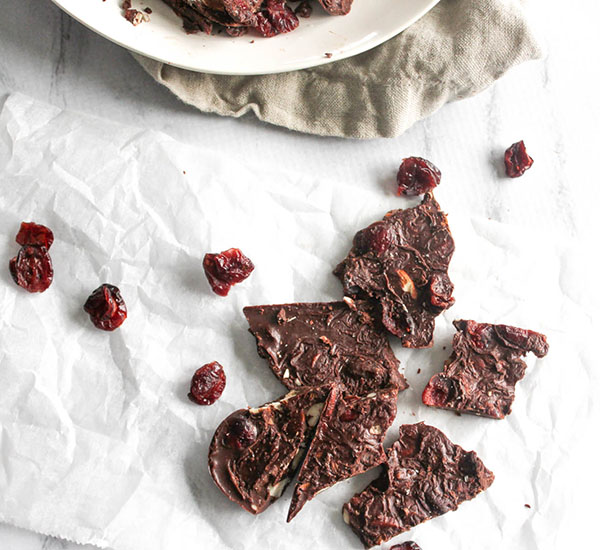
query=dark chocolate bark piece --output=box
[162,0,250,32]
[209,385,330,514]
[287,385,398,521]
[334,193,455,348]
[244,300,407,396]
[343,423,494,548]
[422,319,549,419]
[222,0,262,23]
[318,0,353,15]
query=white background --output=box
[0,0,598,548]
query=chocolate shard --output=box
[422,319,549,419]
[163,0,250,32]
[318,0,353,15]
[334,193,455,349]
[222,0,262,24]
[208,385,330,514]
[287,385,398,522]
[243,301,407,395]
[343,423,494,548]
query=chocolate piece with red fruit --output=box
[342,423,494,548]
[244,300,407,396]
[422,319,548,419]
[208,385,330,514]
[334,194,455,348]
[287,385,398,521]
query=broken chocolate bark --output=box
[243,300,407,396]
[287,385,398,521]
[209,385,329,514]
[318,0,353,15]
[343,423,494,548]
[334,194,455,348]
[422,319,549,419]
[161,0,215,33]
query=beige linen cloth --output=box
[134,0,541,139]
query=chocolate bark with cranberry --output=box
[209,385,330,514]
[422,319,549,419]
[287,385,398,521]
[334,193,455,348]
[343,423,494,548]
[244,300,406,396]
[318,0,353,15]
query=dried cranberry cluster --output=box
[7,222,258,408]
[395,141,533,196]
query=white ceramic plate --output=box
[51,0,441,75]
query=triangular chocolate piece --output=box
[208,385,330,514]
[334,193,455,348]
[422,319,549,418]
[343,423,494,548]
[287,385,398,522]
[243,300,407,396]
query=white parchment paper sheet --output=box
[0,93,597,549]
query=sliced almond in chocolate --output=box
[343,423,494,548]
[244,301,407,397]
[287,385,398,521]
[209,385,330,514]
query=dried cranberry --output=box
[426,272,455,313]
[396,157,441,196]
[9,245,53,293]
[494,324,549,357]
[203,248,254,297]
[421,375,453,407]
[390,543,422,550]
[16,222,54,249]
[504,140,533,178]
[397,426,421,458]
[223,415,258,449]
[253,12,278,37]
[294,0,312,17]
[353,222,394,255]
[188,362,226,405]
[465,320,493,350]
[264,0,298,33]
[339,408,359,422]
[83,284,127,331]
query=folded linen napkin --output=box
[134,0,540,139]
[135,0,541,139]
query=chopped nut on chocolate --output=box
[244,301,407,396]
[334,194,455,348]
[209,386,330,514]
[287,386,398,521]
[422,319,548,418]
[343,423,494,548]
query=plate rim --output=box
[50,0,442,75]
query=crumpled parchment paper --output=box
[0,93,597,549]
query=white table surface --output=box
[1,0,598,548]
